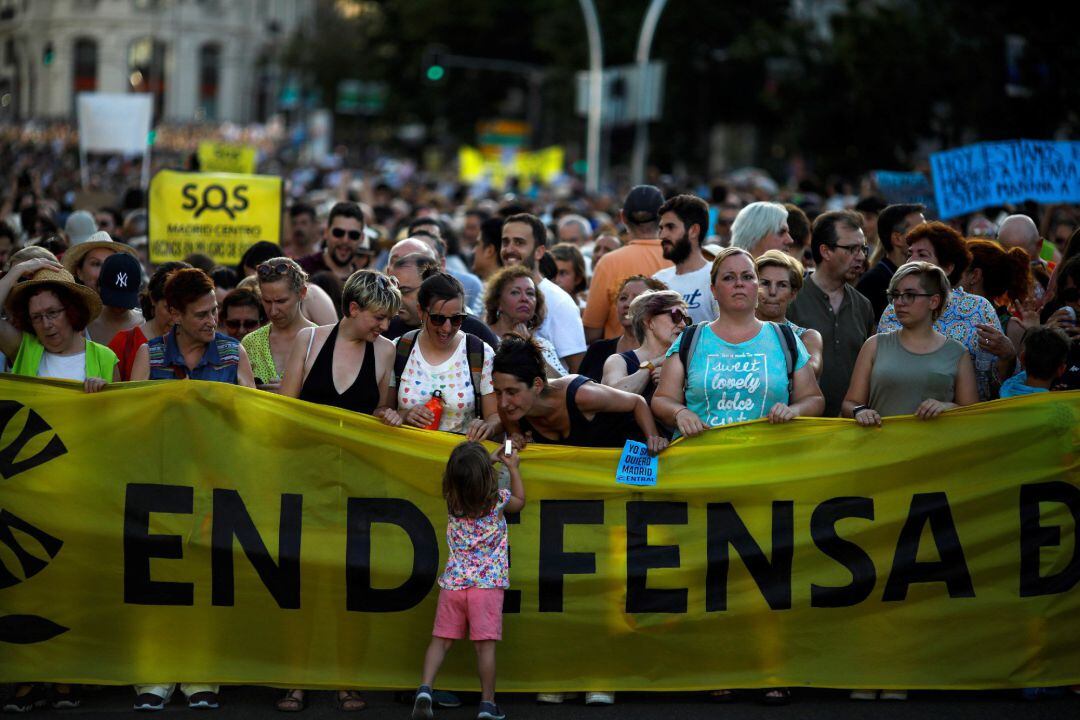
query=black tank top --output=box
[519,375,643,448]
[299,323,380,414]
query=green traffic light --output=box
[426,65,445,82]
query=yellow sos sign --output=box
[148,170,282,265]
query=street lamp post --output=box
[630,0,668,185]
[577,0,603,193]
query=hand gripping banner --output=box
[0,376,1077,691]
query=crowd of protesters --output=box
[2,137,1080,715]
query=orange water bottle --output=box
[423,390,444,430]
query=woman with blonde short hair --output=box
[843,261,978,429]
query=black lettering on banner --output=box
[883,492,975,601]
[0,401,68,480]
[706,501,794,611]
[345,498,438,612]
[539,500,603,612]
[233,185,249,212]
[123,483,194,606]
[810,497,876,608]
[181,183,198,210]
[503,511,520,614]
[1019,481,1080,597]
[626,501,687,613]
[211,490,302,609]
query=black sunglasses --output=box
[668,307,691,325]
[257,261,291,277]
[331,228,363,241]
[427,312,467,328]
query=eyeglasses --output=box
[427,312,467,328]
[667,307,691,325]
[834,243,870,255]
[888,291,934,305]
[225,319,261,331]
[331,227,363,241]
[257,261,291,278]
[29,307,66,325]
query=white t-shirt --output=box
[392,333,495,433]
[536,277,587,359]
[653,264,719,325]
[38,351,87,382]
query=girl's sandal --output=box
[337,690,367,712]
[276,689,306,712]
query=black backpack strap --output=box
[770,321,798,399]
[678,322,704,390]
[464,333,486,417]
[391,329,421,405]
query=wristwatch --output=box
[851,404,871,418]
[641,360,656,371]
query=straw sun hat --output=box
[5,265,103,324]
[61,230,139,277]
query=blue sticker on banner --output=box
[616,440,658,487]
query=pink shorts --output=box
[432,587,505,641]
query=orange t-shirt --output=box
[582,239,671,338]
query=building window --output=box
[198,43,220,120]
[72,37,98,97]
[129,37,166,121]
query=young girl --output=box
[412,441,525,720]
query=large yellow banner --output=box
[0,375,1077,691]
[148,170,282,265]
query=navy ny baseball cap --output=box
[98,252,142,309]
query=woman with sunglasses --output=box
[242,257,316,391]
[601,290,688,406]
[843,261,978,430]
[483,265,567,378]
[385,271,500,440]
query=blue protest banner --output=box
[615,440,658,487]
[873,170,937,215]
[930,139,1080,219]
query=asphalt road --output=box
[5,685,1079,720]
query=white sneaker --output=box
[849,690,878,701]
[880,690,908,701]
[585,692,615,705]
[536,693,565,704]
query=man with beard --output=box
[652,194,718,324]
[297,202,371,282]
[285,202,318,259]
[787,210,877,416]
[501,213,587,372]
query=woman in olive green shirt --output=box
[241,257,315,391]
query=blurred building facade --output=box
[0,0,312,123]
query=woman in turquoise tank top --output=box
[843,261,978,427]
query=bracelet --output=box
[674,407,691,421]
